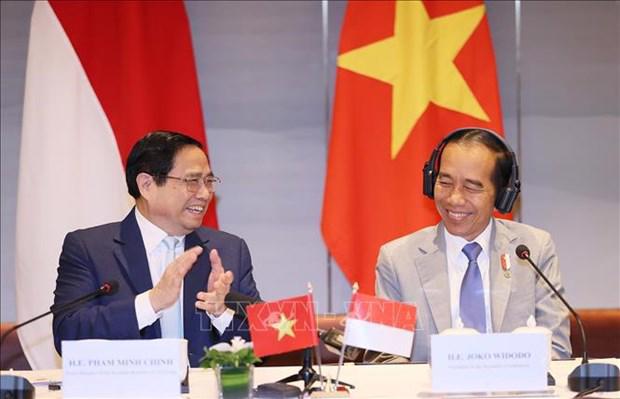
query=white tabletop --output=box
[2,358,619,398]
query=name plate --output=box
[62,339,187,398]
[430,332,549,393]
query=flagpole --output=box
[334,340,347,389]
[514,0,523,223]
[321,0,335,314]
[308,283,326,391]
[335,282,358,388]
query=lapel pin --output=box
[500,253,512,279]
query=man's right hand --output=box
[149,245,203,313]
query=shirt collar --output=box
[134,207,184,254]
[444,218,493,267]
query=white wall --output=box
[1,0,618,322]
[518,2,619,307]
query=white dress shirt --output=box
[133,208,233,334]
[444,219,493,333]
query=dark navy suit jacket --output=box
[52,209,260,366]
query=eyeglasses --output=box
[162,175,221,193]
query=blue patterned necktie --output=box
[460,242,486,333]
[159,236,183,338]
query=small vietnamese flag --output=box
[247,294,318,357]
[344,292,417,357]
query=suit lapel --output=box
[490,219,517,332]
[113,209,152,295]
[416,225,452,333]
[183,230,211,336]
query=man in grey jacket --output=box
[376,127,571,362]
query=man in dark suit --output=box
[52,131,260,366]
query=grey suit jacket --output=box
[375,218,571,362]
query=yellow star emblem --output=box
[337,1,490,159]
[270,313,297,341]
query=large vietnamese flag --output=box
[322,0,504,294]
[16,0,215,369]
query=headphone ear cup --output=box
[422,161,435,198]
[422,147,438,199]
[495,186,519,214]
[495,150,521,213]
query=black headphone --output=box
[422,127,521,214]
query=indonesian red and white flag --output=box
[16,0,213,369]
[344,292,417,357]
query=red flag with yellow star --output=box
[247,294,318,357]
[322,0,504,294]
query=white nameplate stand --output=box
[62,338,187,398]
[430,332,550,395]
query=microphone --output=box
[515,245,619,392]
[224,291,261,313]
[515,245,588,362]
[0,280,119,345]
[0,280,119,399]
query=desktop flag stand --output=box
[333,283,417,388]
[247,293,318,358]
[246,284,417,394]
[247,288,354,395]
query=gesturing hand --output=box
[149,245,203,313]
[196,249,234,316]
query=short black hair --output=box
[125,130,204,199]
[441,128,513,196]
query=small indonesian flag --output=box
[247,294,318,357]
[344,293,417,357]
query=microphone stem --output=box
[0,310,52,345]
[49,290,102,313]
[0,288,105,346]
[524,256,588,364]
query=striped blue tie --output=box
[460,242,486,333]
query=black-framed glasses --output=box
[162,175,221,193]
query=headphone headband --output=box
[422,127,520,214]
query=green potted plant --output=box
[200,336,260,399]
